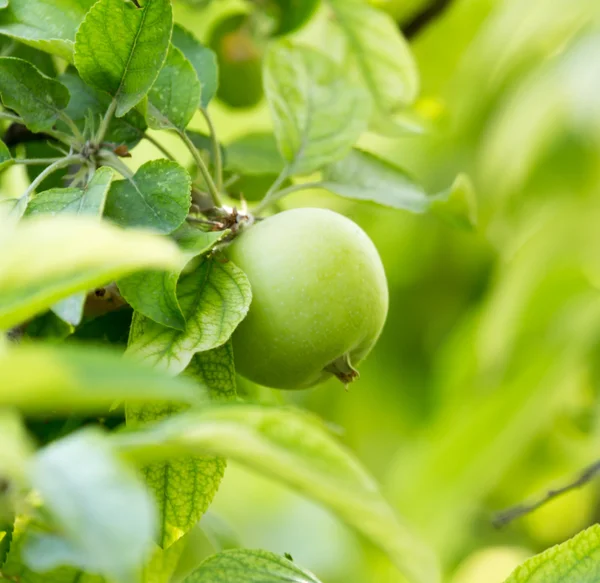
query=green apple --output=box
[228,208,388,390]
[209,14,264,109]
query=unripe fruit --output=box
[209,15,264,109]
[228,208,388,390]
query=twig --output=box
[143,133,177,160]
[200,107,223,193]
[177,129,222,207]
[96,98,117,146]
[254,180,324,215]
[21,154,85,202]
[493,460,600,528]
[401,0,454,40]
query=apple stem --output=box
[325,353,360,388]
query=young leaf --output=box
[0,57,69,132]
[61,69,148,148]
[322,149,430,213]
[0,138,12,171]
[126,343,237,549]
[114,404,440,583]
[172,24,218,108]
[0,344,199,414]
[183,549,322,583]
[264,42,369,175]
[503,524,600,582]
[226,133,285,176]
[0,0,96,61]
[126,258,251,375]
[26,167,113,218]
[148,44,201,131]
[117,226,227,331]
[104,160,191,234]
[25,430,157,583]
[0,215,182,329]
[74,0,173,117]
[326,0,419,133]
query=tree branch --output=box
[401,0,454,40]
[493,459,600,528]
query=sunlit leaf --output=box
[104,160,191,234]
[127,343,236,549]
[264,42,369,175]
[0,215,182,329]
[0,344,199,414]
[503,524,600,582]
[0,57,69,132]
[0,0,96,61]
[326,0,419,133]
[74,0,172,117]
[322,149,429,212]
[126,258,251,375]
[429,174,477,230]
[24,430,156,583]
[114,404,440,583]
[183,549,322,583]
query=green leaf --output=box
[104,160,191,234]
[429,173,478,230]
[0,138,12,171]
[117,226,227,331]
[326,0,419,133]
[503,524,600,582]
[0,57,69,132]
[25,430,156,583]
[74,0,173,117]
[126,257,251,375]
[119,270,185,331]
[0,215,182,329]
[184,341,237,403]
[0,0,96,61]
[264,42,369,175]
[114,404,440,583]
[183,549,322,583]
[126,343,237,549]
[0,343,199,414]
[225,133,285,176]
[26,167,113,218]
[172,24,218,108]
[60,69,148,147]
[322,149,429,213]
[25,168,113,326]
[148,44,201,131]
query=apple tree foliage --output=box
[0,0,582,582]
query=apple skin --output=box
[227,208,389,390]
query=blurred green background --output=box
[6,0,600,581]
